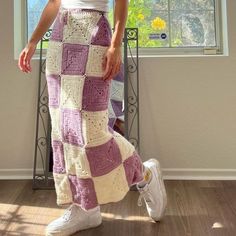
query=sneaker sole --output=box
[45,217,102,236]
[145,158,168,221]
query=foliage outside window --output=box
[27,0,222,53]
[126,0,218,49]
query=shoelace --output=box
[62,204,78,221]
[137,184,154,207]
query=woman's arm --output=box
[18,0,61,73]
[102,0,129,80]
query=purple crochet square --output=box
[113,63,124,82]
[61,108,84,146]
[82,76,111,111]
[46,74,60,108]
[108,118,116,129]
[68,175,98,210]
[52,140,66,174]
[111,100,123,117]
[85,137,122,177]
[62,43,89,75]
[123,150,144,186]
[50,13,66,42]
[108,125,114,134]
[91,15,112,46]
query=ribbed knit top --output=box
[61,0,109,12]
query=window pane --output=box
[170,0,215,10]
[170,0,216,47]
[126,0,217,48]
[27,0,47,40]
[171,10,216,47]
[27,0,219,50]
[127,0,170,48]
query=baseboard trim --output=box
[162,168,236,180]
[1,168,236,180]
[0,169,42,180]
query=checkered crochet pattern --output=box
[45,7,144,211]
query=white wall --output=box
[0,0,236,179]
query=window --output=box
[21,0,227,57]
[126,0,226,55]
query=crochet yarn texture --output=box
[46,7,144,210]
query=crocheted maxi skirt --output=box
[45,7,144,211]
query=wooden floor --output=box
[0,180,236,236]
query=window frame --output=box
[14,0,228,60]
[136,0,228,56]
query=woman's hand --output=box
[102,45,122,81]
[18,42,37,73]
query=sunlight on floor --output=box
[212,222,224,228]
[0,203,63,234]
[101,212,154,222]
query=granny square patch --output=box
[82,76,111,111]
[81,109,112,147]
[85,137,122,177]
[61,108,84,146]
[46,41,63,75]
[85,45,108,77]
[53,173,73,205]
[50,14,66,42]
[110,79,124,101]
[68,175,98,210]
[60,75,85,109]
[46,74,61,108]
[63,11,101,44]
[123,150,144,186]
[111,100,123,117]
[91,15,112,46]
[52,140,66,174]
[113,130,136,161]
[63,143,91,177]
[93,164,129,204]
[49,107,61,141]
[62,43,89,75]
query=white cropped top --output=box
[61,0,109,12]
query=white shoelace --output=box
[137,184,154,207]
[62,204,78,221]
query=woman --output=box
[18,0,167,235]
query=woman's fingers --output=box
[114,62,121,76]
[18,50,26,72]
[103,56,113,80]
[23,50,31,73]
[108,62,120,80]
[18,43,36,73]
[102,47,122,80]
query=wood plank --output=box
[0,180,236,236]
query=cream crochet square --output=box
[49,107,61,141]
[81,109,112,147]
[63,143,91,178]
[93,164,129,204]
[45,41,62,75]
[110,80,124,101]
[63,12,101,45]
[85,45,108,77]
[108,100,116,118]
[113,130,136,162]
[60,75,85,110]
[53,173,73,205]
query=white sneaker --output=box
[45,203,102,236]
[136,158,167,221]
